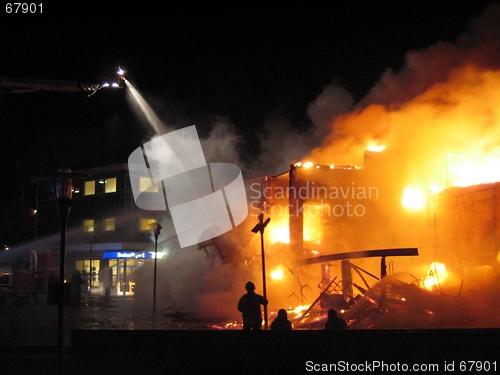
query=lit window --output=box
[105,178,117,193]
[139,177,158,192]
[84,181,95,195]
[140,218,157,231]
[104,218,115,231]
[84,219,94,232]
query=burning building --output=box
[4,4,500,331]
[242,6,500,322]
[244,140,500,327]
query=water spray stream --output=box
[124,79,165,135]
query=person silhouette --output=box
[324,308,348,330]
[70,270,85,306]
[270,308,292,330]
[237,281,268,330]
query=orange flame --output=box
[308,66,500,190]
[267,217,290,244]
[424,262,447,291]
[402,187,426,210]
[367,144,386,152]
[266,204,325,245]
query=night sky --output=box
[0,2,497,206]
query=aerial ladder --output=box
[0,66,125,95]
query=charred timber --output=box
[297,247,419,265]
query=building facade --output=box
[32,164,161,296]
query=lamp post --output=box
[153,223,162,324]
[87,232,93,303]
[54,168,73,360]
[251,211,271,329]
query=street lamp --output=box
[153,223,162,324]
[87,231,93,303]
[54,168,73,360]
[251,211,271,329]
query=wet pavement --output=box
[0,294,228,347]
[0,295,235,374]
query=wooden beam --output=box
[297,248,418,265]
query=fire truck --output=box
[0,250,59,305]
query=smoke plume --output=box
[308,3,500,187]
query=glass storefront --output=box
[102,251,152,296]
[108,259,144,295]
[75,259,101,288]
[75,251,151,296]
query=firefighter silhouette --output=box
[237,281,268,330]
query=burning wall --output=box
[433,183,500,281]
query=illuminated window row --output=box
[78,177,159,196]
[80,178,118,196]
[83,218,157,232]
[84,218,116,232]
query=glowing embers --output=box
[294,161,361,170]
[402,187,426,210]
[343,274,467,329]
[290,305,311,320]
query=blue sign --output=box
[103,251,153,259]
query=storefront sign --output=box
[103,251,153,259]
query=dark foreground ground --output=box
[1,296,499,374]
[1,328,499,374]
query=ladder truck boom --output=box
[0,66,125,95]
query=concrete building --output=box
[31,164,160,296]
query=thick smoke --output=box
[251,85,354,177]
[306,3,500,190]
[199,118,244,167]
[131,3,500,324]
